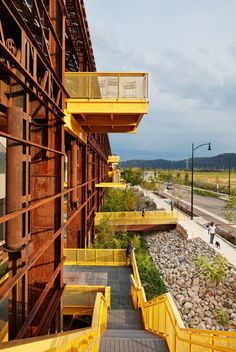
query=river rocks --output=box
[146,230,236,331]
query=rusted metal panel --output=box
[6,107,23,251]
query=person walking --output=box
[142,209,145,218]
[126,240,133,267]
[208,222,216,244]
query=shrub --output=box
[102,188,138,212]
[224,189,236,223]
[135,237,167,300]
[195,255,227,285]
[215,308,230,327]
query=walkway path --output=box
[140,187,236,267]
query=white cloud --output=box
[85,0,236,160]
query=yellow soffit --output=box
[64,111,87,144]
[65,99,149,114]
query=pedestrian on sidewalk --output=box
[170,200,174,211]
[208,222,216,244]
[142,209,145,218]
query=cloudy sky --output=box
[85,0,236,161]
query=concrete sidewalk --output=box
[140,187,236,267]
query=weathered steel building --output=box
[0,0,111,339]
[0,0,148,342]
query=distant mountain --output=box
[120,153,236,170]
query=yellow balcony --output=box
[65,72,148,133]
[95,182,126,189]
[108,155,120,163]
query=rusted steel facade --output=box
[0,0,110,340]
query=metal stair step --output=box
[102,329,165,339]
[99,335,169,352]
[107,309,143,330]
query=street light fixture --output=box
[190,142,211,220]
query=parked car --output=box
[166,182,174,190]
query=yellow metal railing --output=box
[130,253,236,352]
[95,210,180,226]
[64,248,126,266]
[0,273,8,286]
[0,322,8,342]
[95,182,126,189]
[0,292,108,352]
[65,72,148,100]
[63,285,111,316]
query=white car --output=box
[166,183,174,190]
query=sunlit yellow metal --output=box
[0,292,109,352]
[63,285,111,316]
[0,273,8,286]
[65,72,148,133]
[130,253,236,352]
[64,111,87,143]
[108,171,113,177]
[108,155,120,163]
[95,182,126,188]
[95,210,181,226]
[0,323,8,342]
[64,248,126,266]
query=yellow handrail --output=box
[0,273,8,286]
[0,322,8,342]
[95,210,181,226]
[64,248,126,266]
[130,254,236,352]
[0,292,109,352]
[65,72,148,100]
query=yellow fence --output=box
[63,285,111,316]
[64,248,126,266]
[95,210,180,226]
[130,253,236,352]
[65,72,148,100]
[0,292,109,352]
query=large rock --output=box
[145,229,236,330]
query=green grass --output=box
[194,189,221,198]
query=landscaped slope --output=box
[146,231,236,331]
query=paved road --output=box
[161,184,236,223]
[157,184,236,244]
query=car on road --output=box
[166,182,174,190]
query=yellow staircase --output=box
[0,249,236,351]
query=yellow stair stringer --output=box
[130,251,236,352]
[0,292,108,352]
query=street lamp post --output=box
[229,154,231,197]
[190,142,211,220]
